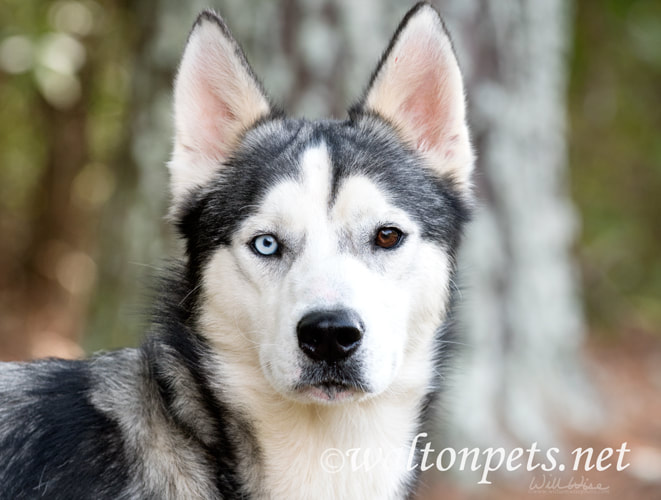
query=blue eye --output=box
[252,234,279,256]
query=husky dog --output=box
[0,2,473,499]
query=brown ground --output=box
[416,330,661,500]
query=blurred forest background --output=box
[0,1,660,498]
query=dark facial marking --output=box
[176,115,471,281]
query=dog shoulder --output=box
[0,353,138,497]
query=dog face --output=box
[169,5,472,404]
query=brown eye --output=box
[375,227,403,249]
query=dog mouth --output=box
[301,382,361,402]
[294,368,370,403]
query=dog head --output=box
[169,3,473,404]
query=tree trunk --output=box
[437,0,599,449]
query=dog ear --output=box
[169,10,271,209]
[355,3,473,192]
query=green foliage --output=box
[569,0,661,335]
[0,1,139,356]
[0,0,135,231]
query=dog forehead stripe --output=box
[298,142,333,206]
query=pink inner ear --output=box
[188,78,235,159]
[378,24,463,160]
[399,53,454,155]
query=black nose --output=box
[297,310,364,363]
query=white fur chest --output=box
[246,396,422,500]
